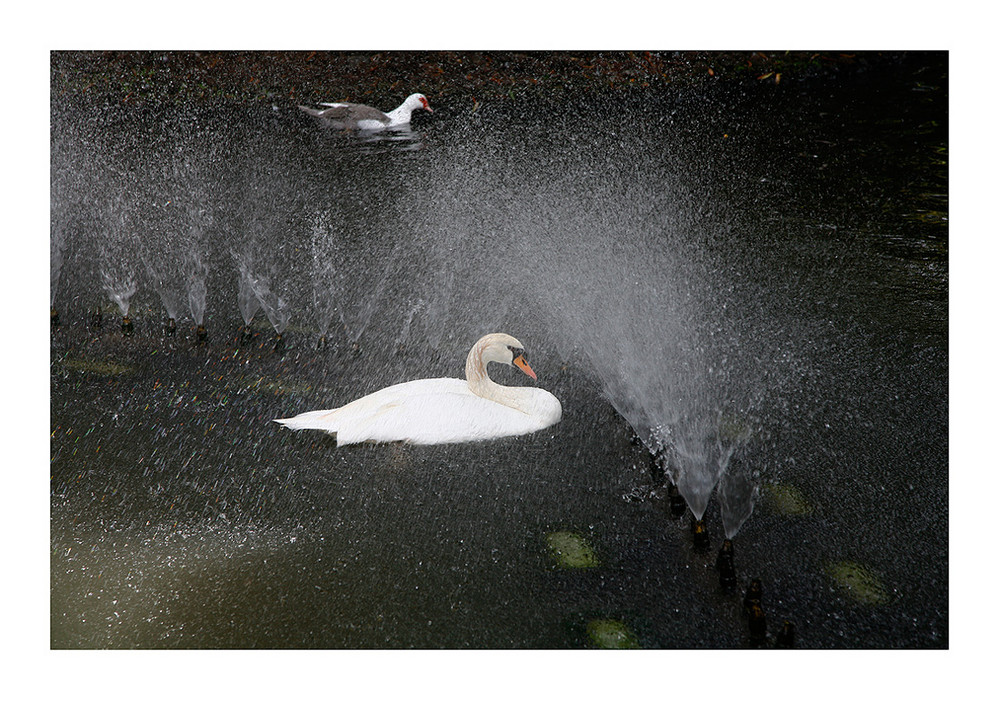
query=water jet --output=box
[101,267,137,334]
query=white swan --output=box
[274,333,562,445]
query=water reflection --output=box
[313,124,428,155]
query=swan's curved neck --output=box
[465,338,528,413]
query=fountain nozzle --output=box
[743,578,763,613]
[90,308,103,329]
[667,483,687,519]
[747,602,767,646]
[716,539,737,592]
[691,517,710,552]
[274,333,285,354]
[195,324,208,345]
[743,578,766,646]
[239,326,253,345]
[776,620,795,648]
[317,334,328,350]
[51,308,60,328]
[165,318,177,336]
[121,316,134,336]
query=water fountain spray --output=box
[51,221,66,329]
[185,206,212,343]
[100,269,137,337]
[718,456,760,540]
[247,269,292,353]
[236,259,261,345]
[309,212,338,351]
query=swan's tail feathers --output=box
[273,409,339,435]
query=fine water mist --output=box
[384,116,810,531]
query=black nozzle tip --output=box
[691,518,710,551]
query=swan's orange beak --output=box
[513,355,537,380]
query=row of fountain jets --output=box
[52,221,762,545]
[51,180,783,643]
[50,205,388,353]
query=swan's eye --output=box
[509,346,526,361]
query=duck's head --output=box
[407,93,433,113]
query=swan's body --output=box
[297,93,432,130]
[274,333,561,445]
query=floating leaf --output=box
[763,483,813,516]
[546,531,599,569]
[827,561,889,605]
[587,619,640,649]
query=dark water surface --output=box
[50,55,947,648]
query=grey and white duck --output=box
[298,92,433,130]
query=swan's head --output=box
[479,333,537,380]
[406,93,433,113]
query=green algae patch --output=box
[763,483,813,516]
[58,357,135,376]
[546,531,600,569]
[586,619,640,649]
[827,561,889,605]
